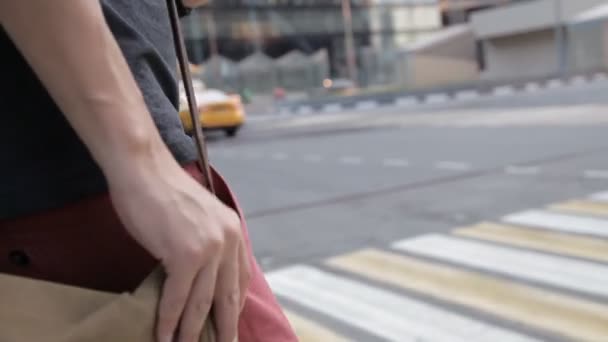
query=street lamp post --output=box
[341,0,358,86]
[554,0,567,76]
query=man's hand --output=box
[1,1,250,342]
[109,152,251,342]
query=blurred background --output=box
[181,1,608,341]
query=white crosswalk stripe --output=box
[267,266,538,342]
[266,191,608,341]
[503,210,608,238]
[591,191,608,202]
[394,234,608,297]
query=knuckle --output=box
[181,243,205,261]
[222,214,241,241]
[206,233,225,252]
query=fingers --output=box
[178,260,220,342]
[157,267,197,342]
[237,241,252,311]
[213,247,241,342]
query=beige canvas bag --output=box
[0,0,218,341]
[0,269,215,341]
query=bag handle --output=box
[167,0,215,194]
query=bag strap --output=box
[167,0,215,194]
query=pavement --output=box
[206,79,608,341]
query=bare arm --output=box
[0,2,249,342]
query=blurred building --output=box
[439,0,533,25]
[182,0,442,77]
[471,0,608,80]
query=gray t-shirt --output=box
[0,0,197,219]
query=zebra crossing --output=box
[266,191,608,341]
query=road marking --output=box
[302,154,323,163]
[425,93,449,104]
[268,266,538,342]
[584,169,608,179]
[549,200,608,218]
[339,156,362,165]
[505,166,540,175]
[297,106,313,115]
[454,90,480,101]
[546,79,563,89]
[355,100,378,110]
[323,104,342,113]
[328,249,608,342]
[570,76,587,86]
[278,108,292,116]
[382,158,409,167]
[217,150,237,158]
[395,97,418,106]
[242,151,262,159]
[271,152,289,161]
[493,85,515,96]
[590,191,608,202]
[395,234,608,297]
[455,222,608,263]
[503,210,608,238]
[524,82,540,92]
[435,161,472,171]
[283,310,351,342]
[593,72,608,82]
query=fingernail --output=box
[161,334,173,342]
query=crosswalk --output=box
[266,191,608,341]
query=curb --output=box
[276,72,608,117]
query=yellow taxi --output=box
[179,80,245,137]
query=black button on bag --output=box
[8,250,30,267]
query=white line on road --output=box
[505,166,540,175]
[570,76,588,86]
[547,79,563,89]
[525,82,540,93]
[302,154,323,163]
[503,210,608,238]
[493,86,515,96]
[339,156,363,165]
[382,158,409,167]
[593,72,608,82]
[271,152,289,161]
[278,108,292,116]
[395,97,418,107]
[297,106,313,115]
[425,93,449,104]
[454,90,480,101]
[217,150,237,158]
[323,104,342,113]
[435,161,472,171]
[590,191,608,202]
[356,100,378,110]
[242,151,262,159]
[394,234,608,298]
[267,266,538,342]
[584,170,608,180]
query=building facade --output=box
[471,0,608,80]
[182,0,441,77]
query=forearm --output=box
[0,1,176,182]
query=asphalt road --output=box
[208,82,608,341]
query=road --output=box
[208,80,608,341]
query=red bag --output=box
[198,166,297,341]
[169,1,297,339]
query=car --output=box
[178,80,245,137]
